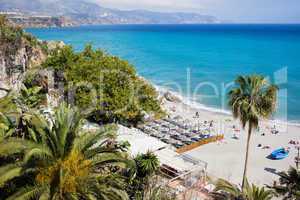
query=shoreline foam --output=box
[155,84,300,127]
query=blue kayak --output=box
[270,148,289,160]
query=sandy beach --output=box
[161,95,300,186]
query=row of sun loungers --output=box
[139,117,214,149]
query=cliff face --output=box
[0,38,46,77]
[6,14,74,28]
[0,16,47,95]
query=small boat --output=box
[270,148,289,160]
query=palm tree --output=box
[272,166,300,200]
[212,178,274,200]
[0,103,129,200]
[228,75,278,188]
[127,151,160,199]
[135,151,160,179]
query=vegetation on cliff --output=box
[42,45,164,125]
[0,15,48,82]
[1,15,163,125]
[0,15,48,51]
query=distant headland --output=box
[0,0,221,28]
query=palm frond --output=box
[23,145,53,163]
[74,124,116,156]
[6,185,48,200]
[214,178,242,198]
[52,102,82,158]
[0,138,37,156]
[91,152,128,168]
[0,163,22,186]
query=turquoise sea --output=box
[27,24,300,122]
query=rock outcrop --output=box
[163,91,182,103]
[0,17,48,96]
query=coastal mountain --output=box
[0,0,219,25]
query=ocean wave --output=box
[155,85,231,115]
[155,84,300,127]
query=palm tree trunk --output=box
[242,123,252,189]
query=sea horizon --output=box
[27,24,300,123]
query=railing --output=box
[176,135,224,154]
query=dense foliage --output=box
[42,45,163,125]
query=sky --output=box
[92,0,300,23]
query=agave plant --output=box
[212,178,274,200]
[0,103,129,200]
[272,166,300,200]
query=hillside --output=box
[0,0,220,26]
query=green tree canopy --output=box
[42,45,163,125]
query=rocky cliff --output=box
[0,16,48,96]
[6,14,74,28]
